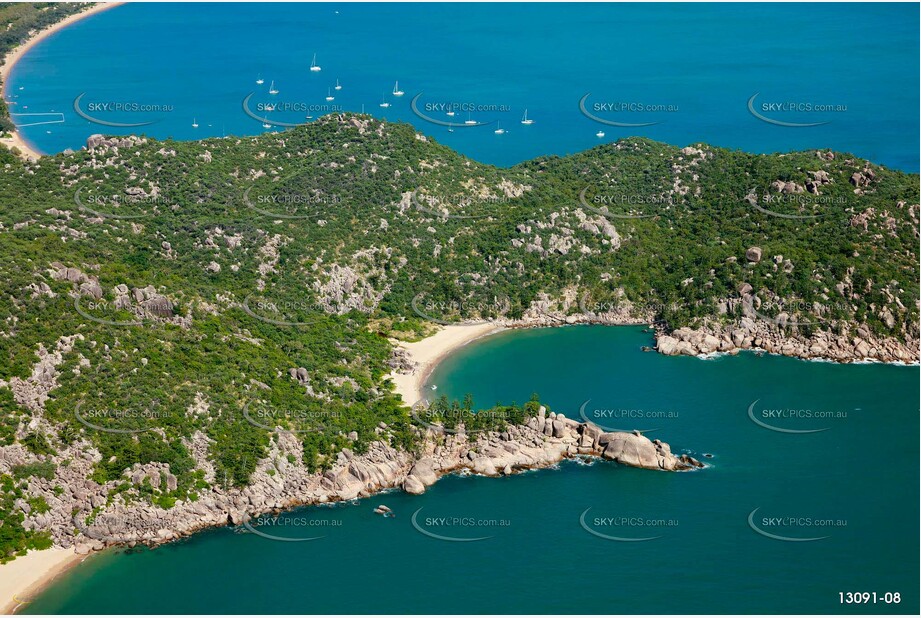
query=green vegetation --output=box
[0,3,90,132]
[0,474,53,563]
[0,113,916,562]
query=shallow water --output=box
[26,326,919,614]
[7,3,919,171]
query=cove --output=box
[25,326,919,614]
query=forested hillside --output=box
[0,114,917,560]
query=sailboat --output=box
[521,109,534,125]
[191,118,199,128]
[268,80,279,95]
[255,74,264,85]
[446,110,455,117]
[464,112,477,125]
[325,88,335,102]
[392,81,404,97]
[379,93,390,108]
[494,122,505,135]
[310,53,322,72]
[334,78,342,91]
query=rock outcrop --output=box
[6,408,699,555]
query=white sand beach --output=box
[0,547,85,614]
[0,2,124,161]
[388,323,504,406]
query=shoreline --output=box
[0,548,86,615]
[388,319,918,409]
[5,319,908,612]
[388,322,504,406]
[0,2,124,161]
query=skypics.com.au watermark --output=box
[578,399,677,432]
[410,93,510,127]
[578,187,671,220]
[411,289,511,325]
[74,402,168,434]
[241,294,350,327]
[747,399,848,434]
[74,186,168,220]
[242,514,342,542]
[411,189,514,220]
[242,181,340,220]
[410,401,511,435]
[411,507,510,542]
[242,93,343,128]
[579,93,678,127]
[241,402,340,434]
[747,191,848,220]
[73,294,174,327]
[580,507,679,542]
[747,93,846,127]
[73,93,173,127]
[747,507,847,542]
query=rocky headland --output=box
[4,407,699,555]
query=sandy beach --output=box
[388,323,504,406]
[0,548,86,614]
[0,7,119,610]
[0,2,123,161]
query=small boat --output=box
[268,80,279,95]
[521,108,534,125]
[392,81,404,97]
[191,118,199,128]
[596,130,605,138]
[379,93,390,109]
[325,88,335,102]
[310,53,322,72]
[334,78,342,91]
[494,122,505,135]
[463,112,476,125]
[430,384,438,391]
[256,74,264,85]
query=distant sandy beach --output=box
[0,2,123,160]
[0,548,86,614]
[389,323,504,406]
[0,6,120,606]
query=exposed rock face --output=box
[9,410,698,554]
[655,315,918,363]
[402,475,426,495]
[474,285,918,364]
[745,246,763,263]
[86,134,147,151]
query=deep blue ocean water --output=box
[25,327,920,614]
[6,2,919,171]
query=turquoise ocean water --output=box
[5,2,919,171]
[26,327,919,614]
[10,3,919,613]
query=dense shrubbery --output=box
[0,3,90,132]
[0,112,916,561]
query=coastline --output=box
[0,548,86,615]
[0,2,124,161]
[389,318,918,407]
[388,322,504,406]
